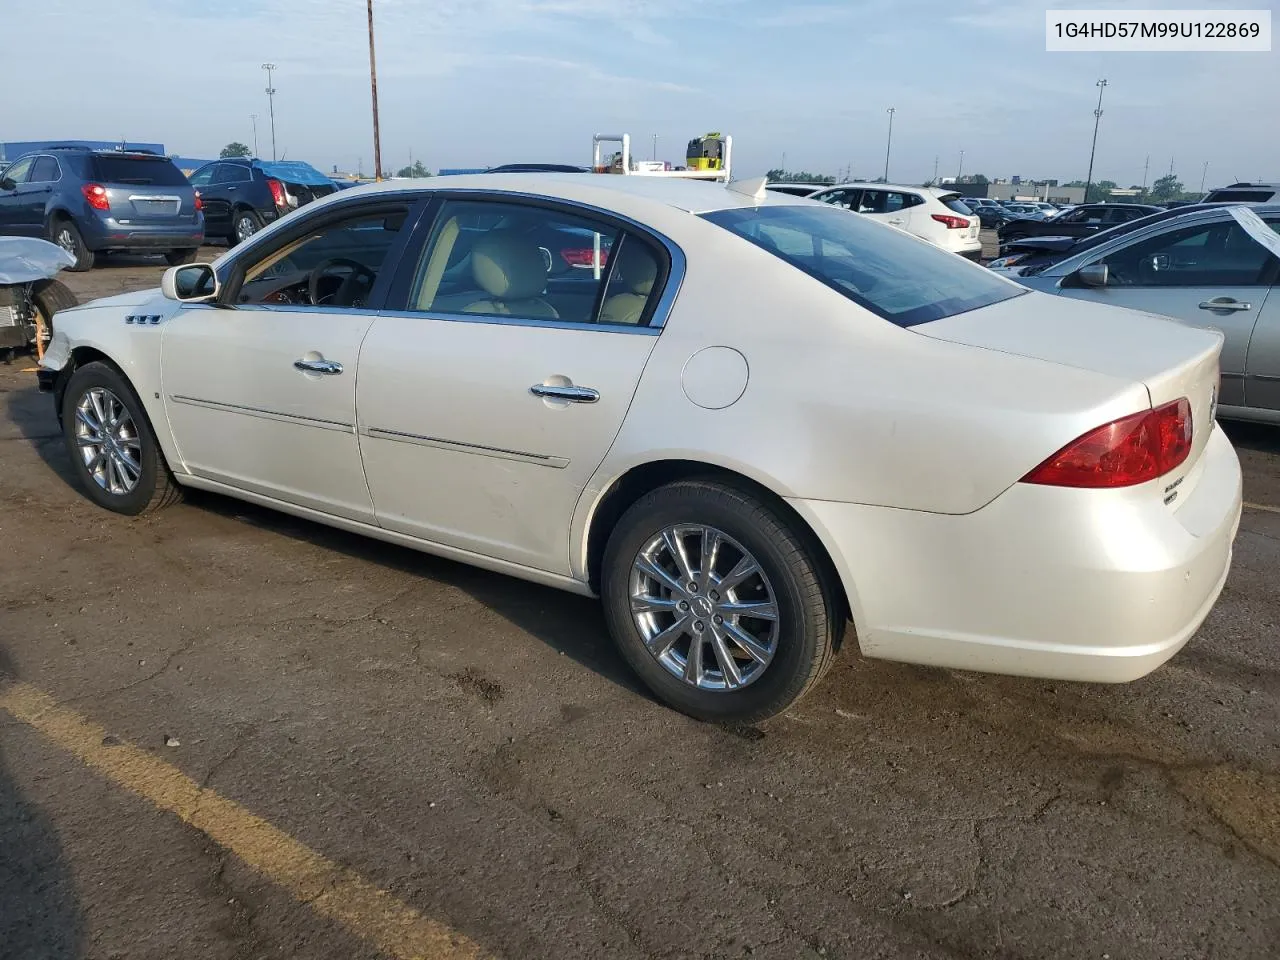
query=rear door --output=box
[356,195,670,574]
[95,154,195,226]
[1054,213,1280,407]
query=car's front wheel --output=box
[602,480,842,723]
[61,362,183,516]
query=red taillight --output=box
[267,178,287,208]
[193,190,203,212]
[931,213,970,229]
[82,183,110,211]
[561,248,609,267]
[1021,398,1193,489]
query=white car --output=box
[806,182,983,259]
[38,174,1241,722]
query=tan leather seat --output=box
[599,244,658,325]
[461,231,558,319]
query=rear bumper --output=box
[80,215,205,251]
[789,426,1242,682]
[958,248,983,262]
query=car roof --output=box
[816,182,955,195]
[326,172,811,215]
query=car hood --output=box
[58,288,162,314]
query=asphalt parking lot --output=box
[2,244,1278,960]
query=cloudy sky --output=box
[6,0,1277,187]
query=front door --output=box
[357,197,670,574]
[160,199,417,522]
[0,157,35,235]
[1060,214,1280,407]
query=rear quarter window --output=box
[93,155,189,187]
[942,196,973,215]
[704,205,1023,327]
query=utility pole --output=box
[652,134,658,161]
[1200,160,1210,196]
[956,149,964,181]
[933,155,939,184]
[1168,156,1175,177]
[250,115,259,157]
[883,107,895,183]
[367,0,383,181]
[262,64,278,161]
[1083,78,1107,203]
[1142,154,1149,192]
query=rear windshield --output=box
[1204,189,1275,203]
[702,205,1023,327]
[941,196,973,215]
[93,155,188,187]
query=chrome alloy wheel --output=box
[56,227,76,254]
[629,524,779,691]
[235,215,258,243]
[74,387,142,495]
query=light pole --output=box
[262,63,278,161]
[250,115,259,157]
[652,134,658,161]
[1200,160,1210,196]
[883,107,895,183]
[956,149,964,181]
[367,0,383,181]
[1084,78,1107,203]
[932,155,939,184]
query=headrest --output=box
[471,232,548,300]
[629,253,660,299]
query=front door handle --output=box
[1199,298,1252,313]
[294,358,344,375]
[529,383,599,403]
[888,218,905,225]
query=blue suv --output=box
[0,147,204,271]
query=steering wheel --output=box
[307,258,376,307]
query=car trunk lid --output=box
[917,291,1223,500]
[94,154,195,221]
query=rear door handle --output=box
[529,383,599,403]
[294,358,344,375]
[1199,298,1252,312]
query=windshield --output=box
[703,205,1023,327]
[92,155,188,187]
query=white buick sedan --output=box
[38,174,1242,722]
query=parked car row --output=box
[0,147,342,270]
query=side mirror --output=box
[0,177,15,191]
[1076,263,1109,288]
[161,263,219,303]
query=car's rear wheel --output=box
[61,362,183,516]
[50,218,94,272]
[230,209,263,246]
[602,480,841,723]
[165,248,198,266]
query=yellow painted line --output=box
[0,680,491,960]
[1244,501,1280,515]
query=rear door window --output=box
[93,155,188,187]
[212,164,250,185]
[941,196,973,215]
[29,157,61,182]
[704,205,1023,327]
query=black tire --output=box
[49,217,94,271]
[30,279,78,344]
[228,208,263,247]
[165,248,198,266]
[602,480,842,723]
[60,361,183,516]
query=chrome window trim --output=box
[30,155,63,184]
[211,186,687,331]
[375,309,662,336]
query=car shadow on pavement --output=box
[1221,419,1280,457]
[0,650,87,960]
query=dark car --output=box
[187,158,338,246]
[996,202,1162,250]
[975,204,1017,229]
[485,163,590,174]
[987,202,1228,275]
[1203,182,1279,204]
[0,147,204,271]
